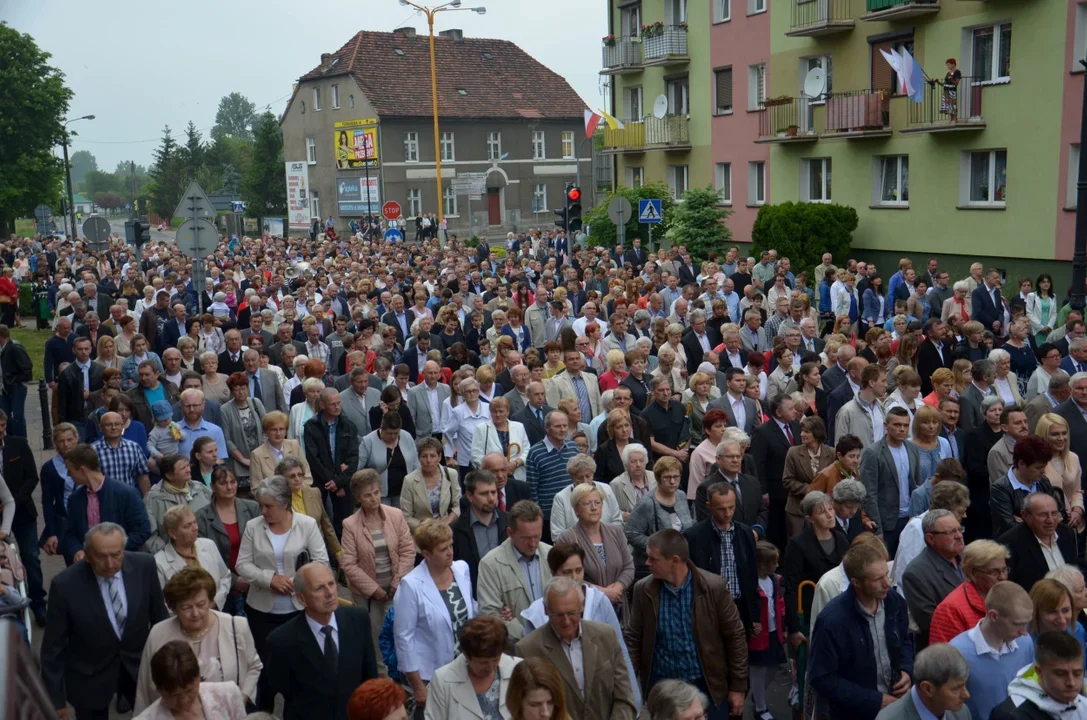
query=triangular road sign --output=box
[173,181,217,221]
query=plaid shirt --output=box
[91,437,149,489]
[651,569,703,684]
[715,523,741,599]
[765,312,787,339]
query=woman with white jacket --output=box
[548,454,622,539]
[424,617,520,720]
[1028,274,1060,346]
[833,273,860,333]
[153,506,231,610]
[470,396,529,481]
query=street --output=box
[106,217,175,245]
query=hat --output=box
[151,401,173,421]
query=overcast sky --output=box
[2,0,606,171]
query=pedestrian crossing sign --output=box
[638,199,662,224]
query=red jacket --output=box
[750,573,786,651]
[928,580,986,645]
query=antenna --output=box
[803,67,827,99]
[652,94,669,120]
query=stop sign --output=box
[382,201,402,221]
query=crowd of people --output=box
[1,224,1087,720]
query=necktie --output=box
[498,489,506,511]
[536,407,544,426]
[109,577,126,637]
[252,374,263,402]
[784,424,795,445]
[571,375,592,425]
[322,626,338,673]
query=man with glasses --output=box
[175,388,228,462]
[901,509,965,652]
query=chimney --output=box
[395,26,417,38]
[439,29,464,43]
[319,53,332,71]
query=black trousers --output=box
[72,666,135,719]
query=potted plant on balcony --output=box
[785,124,799,137]
[679,20,688,30]
[640,21,665,37]
[602,34,617,47]
[764,95,793,107]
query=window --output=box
[407,189,422,218]
[972,23,1012,83]
[443,186,458,217]
[667,0,687,25]
[532,183,547,212]
[748,0,765,14]
[667,78,690,115]
[1076,6,1087,73]
[1069,145,1080,209]
[626,86,644,121]
[300,101,305,114]
[801,158,832,203]
[532,131,546,160]
[440,132,455,162]
[313,87,321,111]
[310,191,319,220]
[802,55,832,100]
[627,166,645,188]
[306,137,317,165]
[331,84,340,109]
[487,132,502,161]
[562,131,575,159]
[748,64,766,111]
[871,37,913,94]
[669,165,689,201]
[715,163,732,205]
[965,149,1008,206]
[349,95,355,108]
[748,161,766,205]
[878,156,909,206]
[621,4,641,37]
[404,132,419,162]
[714,68,733,114]
[714,0,730,22]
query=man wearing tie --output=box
[1060,337,1087,376]
[513,382,554,447]
[798,318,824,356]
[244,349,284,414]
[749,394,801,551]
[623,238,646,273]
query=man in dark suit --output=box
[259,563,378,720]
[56,335,103,441]
[1060,337,1087,375]
[40,522,169,718]
[623,238,647,273]
[513,381,553,447]
[380,295,415,346]
[0,325,33,439]
[859,409,923,557]
[158,303,188,356]
[684,482,759,631]
[304,389,360,536]
[74,312,115,360]
[680,309,722,375]
[819,344,855,394]
[677,253,700,286]
[483,453,531,510]
[1024,371,1069,434]
[707,368,758,436]
[1000,491,1077,594]
[938,397,966,464]
[825,356,867,441]
[970,269,1006,337]
[749,394,800,551]
[268,323,307,367]
[917,319,954,396]
[217,328,247,375]
[958,359,996,431]
[693,441,767,535]
[452,468,509,592]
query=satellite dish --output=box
[803,67,827,99]
[652,94,669,119]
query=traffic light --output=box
[566,185,583,234]
[554,206,568,231]
[125,220,151,250]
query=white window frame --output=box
[532,183,548,213]
[407,188,422,218]
[667,78,690,116]
[875,155,909,207]
[969,22,1012,84]
[748,0,766,14]
[313,87,321,111]
[561,131,575,159]
[487,132,502,161]
[627,166,645,189]
[1069,145,1080,210]
[443,186,458,217]
[532,131,546,160]
[714,0,731,22]
[962,149,1008,208]
[714,67,733,115]
[748,64,766,111]
[306,137,317,165]
[748,161,766,205]
[669,164,689,201]
[626,86,644,122]
[405,132,419,162]
[331,84,340,109]
[667,0,688,25]
[310,191,319,220]
[801,158,832,203]
[715,162,732,205]
[440,132,455,162]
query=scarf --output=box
[162,480,190,496]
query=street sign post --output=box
[382,202,402,221]
[82,215,111,252]
[607,196,632,247]
[174,181,218,314]
[34,204,53,236]
[638,198,662,251]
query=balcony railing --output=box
[904,75,986,133]
[756,98,819,142]
[788,0,855,37]
[603,114,691,151]
[824,90,891,135]
[862,0,940,20]
[643,25,688,64]
[602,37,643,73]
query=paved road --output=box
[107,217,176,245]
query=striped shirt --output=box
[651,569,703,684]
[525,437,577,515]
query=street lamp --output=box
[62,114,95,239]
[398,0,486,227]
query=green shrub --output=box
[17,283,32,316]
[751,202,858,279]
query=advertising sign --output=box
[262,218,285,237]
[336,176,381,216]
[285,161,310,230]
[333,119,380,170]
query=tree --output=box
[91,191,125,213]
[212,92,257,142]
[218,164,242,196]
[751,201,858,277]
[83,169,123,198]
[0,23,72,233]
[242,111,286,217]
[148,125,185,220]
[584,181,676,250]
[665,186,733,262]
[69,150,97,184]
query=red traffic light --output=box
[567,187,581,202]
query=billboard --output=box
[333,119,379,170]
[285,161,310,230]
[336,176,381,216]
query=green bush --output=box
[17,283,32,317]
[665,186,733,262]
[751,202,858,279]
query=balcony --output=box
[787,0,854,37]
[823,90,892,138]
[861,0,940,21]
[642,24,689,66]
[755,98,819,144]
[601,37,643,75]
[902,75,986,134]
[602,115,691,153]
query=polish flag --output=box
[585,109,603,139]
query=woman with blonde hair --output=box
[556,396,592,444]
[475,364,496,402]
[597,348,628,392]
[402,437,461,532]
[248,411,312,490]
[96,334,124,371]
[1037,413,1085,531]
[288,377,324,443]
[682,371,716,446]
[663,323,688,371]
[505,657,569,720]
[651,346,684,397]
[923,367,956,408]
[199,351,231,404]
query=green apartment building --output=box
[601,0,714,202]
[765,0,1074,283]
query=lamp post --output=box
[1072,59,1087,313]
[62,115,95,239]
[398,0,486,226]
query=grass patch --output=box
[12,327,50,381]
[14,219,35,237]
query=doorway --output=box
[487,188,501,226]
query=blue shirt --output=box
[949,623,1034,720]
[1007,467,1037,494]
[177,419,229,461]
[517,549,543,602]
[651,570,703,685]
[909,687,940,720]
[328,419,338,458]
[889,442,911,517]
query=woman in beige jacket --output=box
[1037,413,1086,531]
[340,469,415,675]
[400,436,461,534]
[247,411,312,490]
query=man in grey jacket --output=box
[406,360,450,439]
[859,407,922,557]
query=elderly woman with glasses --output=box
[549,454,622,540]
[441,377,492,483]
[609,443,655,524]
[624,457,693,580]
[928,539,1011,644]
[276,456,342,563]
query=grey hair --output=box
[542,576,584,611]
[722,426,751,448]
[689,309,707,323]
[1071,371,1087,388]
[620,443,648,467]
[1049,371,1071,391]
[922,508,955,534]
[801,491,832,517]
[84,311,99,321]
[913,643,970,688]
[459,377,479,394]
[1070,337,1087,353]
[980,394,1005,413]
[715,439,742,458]
[274,456,306,476]
[953,280,970,293]
[1022,491,1058,515]
[832,479,867,504]
[633,309,651,323]
[292,562,330,595]
[566,453,597,477]
[666,322,685,336]
[253,475,292,509]
[988,348,1010,365]
[635,336,653,349]
[647,680,711,720]
[600,389,615,412]
[84,522,128,551]
[1045,564,1086,592]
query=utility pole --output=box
[1073,57,1087,313]
[62,135,77,240]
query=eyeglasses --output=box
[974,566,1009,578]
[579,501,603,509]
[928,526,964,536]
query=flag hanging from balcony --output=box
[585,109,603,139]
[899,47,926,103]
[598,108,626,132]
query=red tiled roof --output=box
[297,30,586,121]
